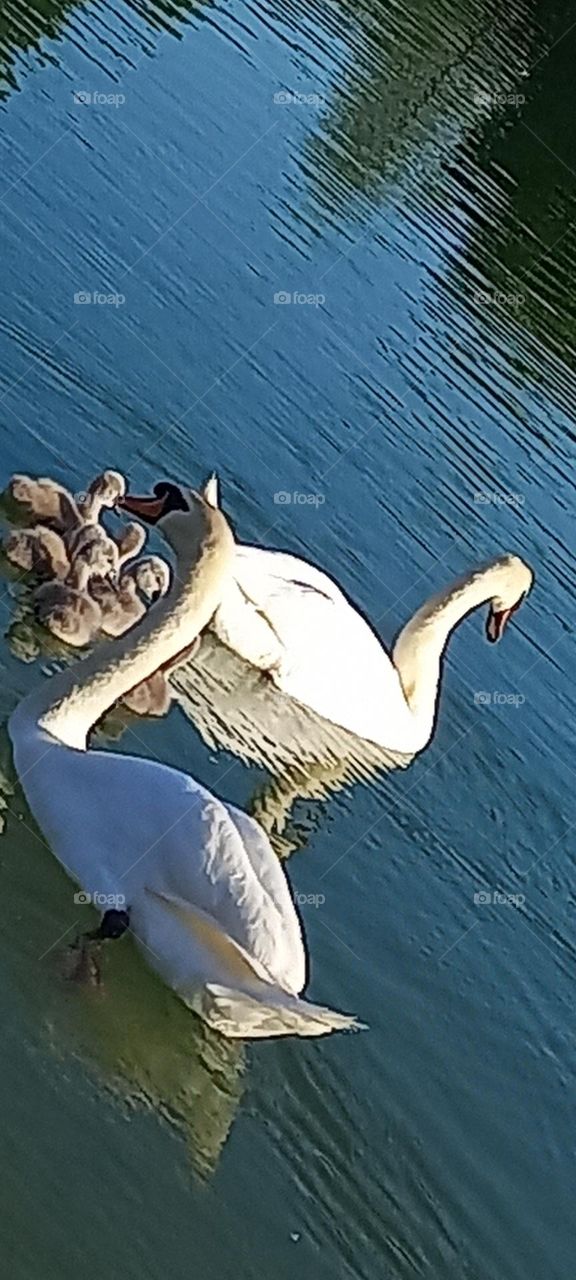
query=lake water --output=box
[0,1,575,1277]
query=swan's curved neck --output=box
[24,504,234,750]
[392,558,511,737]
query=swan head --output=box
[93,908,130,940]
[119,478,233,566]
[119,480,222,550]
[485,555,534,643]
[119,480,191,524]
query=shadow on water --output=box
[0,734,245,1181]
[0,0,212,99]
[259,0,534,220]
[458,1,576,361]
[1,0,575,1273]
[251,0,576,368]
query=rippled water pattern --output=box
[0,1,575,1277]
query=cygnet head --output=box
[127,555,171,603]
[84,469,126,511]
[117,521,147,562]
[9,475,35,503]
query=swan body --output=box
[121,481,534,755]
[7,470,130,575]
[34,587,101,647]
[3,526,70,579]
[222,548,533,753]
[90,572,145,637]
[8,470,125,534]
[10,491,359,1038]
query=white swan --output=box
[121,480,534,755]
[9,488,360,1039]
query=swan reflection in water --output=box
[168,634,408,853]
[0,738,244,1181]
[48,931,246,1181]
[0,542,535,854]
[0,503,406,854]
[0,491,536,1162]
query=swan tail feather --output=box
[201,473,219,508]
[199,983,367,1040]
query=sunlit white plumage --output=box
[222,545,533,753]
[9,490,360,1038]
[122,479,534,755]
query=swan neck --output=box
[392,561,506,726]
[30,505,233,748]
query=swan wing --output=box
[211,546,349,671]
[219,546,411,748]
[8,730,307,995]
[143,791,306,995]
[235,545,349,605]
[211,577,285,669]
[144,889,275,986]
[223,802,306,988]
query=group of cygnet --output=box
[3,471,173,717]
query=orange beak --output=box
[119,493,166,522]
[486,595,524,643]
[486,607,511,643]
